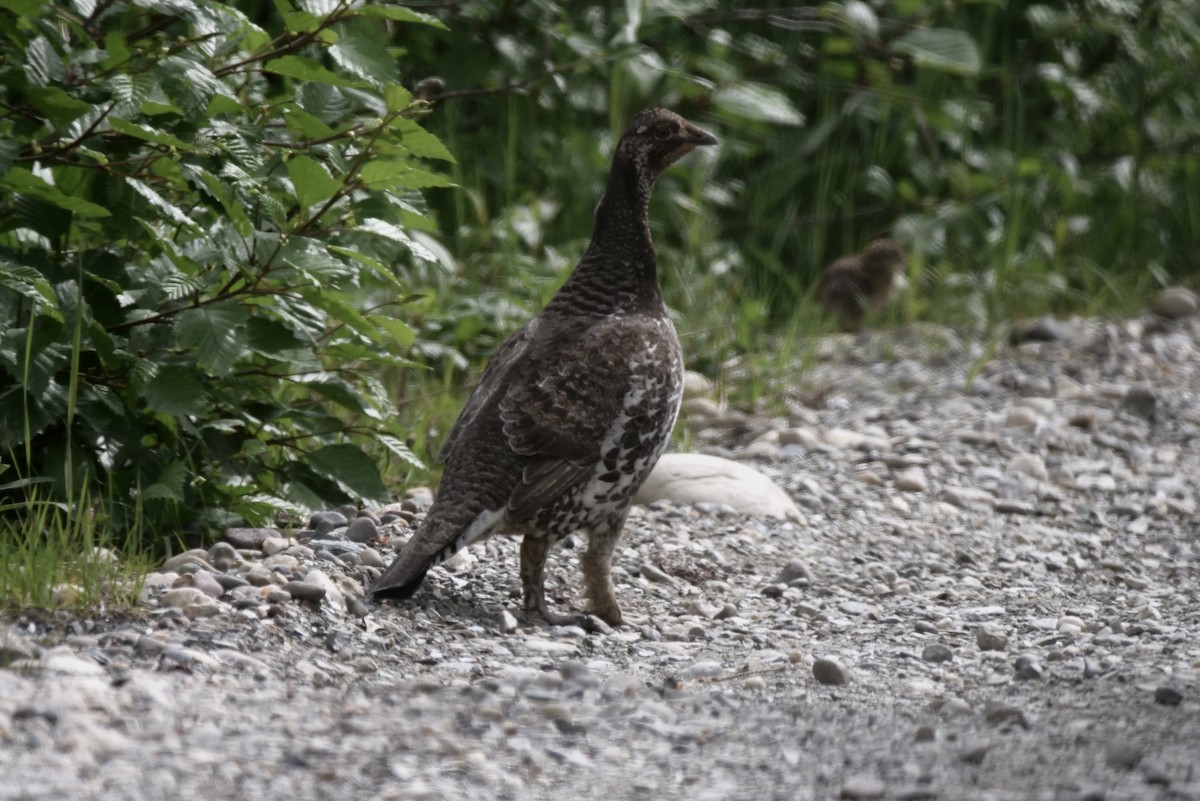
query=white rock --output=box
[635,453,803,521]
[1005,406,1042,429]
[895,467,928,492]
[681,397,722,419]
[823,428,865,449]
[682,370,715,398]
[43,647,105,676]
[1152,286,1198,318]
[1007,453,1048,481]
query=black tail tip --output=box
[368,571,428,601]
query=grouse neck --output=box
[544,152,662,317]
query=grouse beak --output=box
[683,122,718,147]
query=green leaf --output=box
[1,167,111,217]
[24,35,65,87]
[303,377,368,413]
[894,28,982,76]
[282,106,337,139]
[712,82,805,126]
[307,443,389,501]
[384,84,413,113]
[265,55,365,88]
[28,86,91,126]
[395,118,456,162]
[174,303,248,377]
[359,161,455,189]
[329,33,397,86]
[109,118,193,151]
[142,461,186,502]
[286,155,343,208]
[374,316,415,348]
[126,177,198,230]
[355,4,448,29]
[357,217,440,262]
[379,434,425,470]
[142,365,208,416]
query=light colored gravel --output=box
[2,311,1199,801]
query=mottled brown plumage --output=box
[369,109,717,626]
[815,239,907,330]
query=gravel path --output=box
[3,307,1199,801]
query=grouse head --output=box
[616,108,718,187]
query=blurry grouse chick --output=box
[815,239,907,331]
[369,109,718,626]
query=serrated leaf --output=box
[0,263,58,308]
[126,176,197,230]
[174,303,248,376]
[357,218,439,262]
[329,33,397,86]
[158,56,229,113]
[374,316,415,348]
[28,86,91,126]
[384,84,412,113]
[109,118,193,150]
[282,106,337,139]
[303,377,368,413]
[894,28,982,75]
[286,155,343,208]
[300,287,377,338]
[280,237,353,278]
[713,82,804,126]
[394,118,456,162]
[379,434,425,470]
[356,4,448,29]
[265,55,365,88]
[246,317,309,360]
[25,36,65,87]
[142,460,186,501]
[1,167,111,217]
[359,161,454,189]
[307,443,388,501]
[142,364,208,415]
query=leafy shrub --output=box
[0,1,453,543]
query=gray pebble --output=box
[777,559,809,583]
[812,658,849,685]
[921,643,953,663]
[345,517,379,543]
[223,527,278,550]
[309,510,349,536]
[639,563,674,584]
[975,624,1008,651]
[840,775,886,799]
[1105,742,1144,770]
[284,581,326,603]
[1153,686,1183,706]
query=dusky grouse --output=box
[370,108,718,626]
[815,238,907,331]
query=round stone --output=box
[812,657,849,685]
[921,643,953,663]
[895,467,928,492]
[975,624,1009,651]
[1151,286,1198,318]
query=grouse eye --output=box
[653,125,673,141]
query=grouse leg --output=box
[581,518,628,627]
[520,535,588,627]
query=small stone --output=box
[161,550,214,572]
[1153,686,1183,706]
[498,610,520,634]
[1014,655,1043,680]
[895,467,928,493]
[160,587,215,609]
[189,571,225,598]
[358,547,385,568]
[914,725,936,743]
[284,581,326,603]
[262,537,291,556]
[779,427,820,450]
[344,517,379,543]
[1010,316,1064,344]
[1005,406,1041,429]
[921,643,953,663]
[812,658,849,685]
[1151,286,1198,318]
[1105,742,1144,771]
[983,702,1027,728]
[959,740,991,764]
[840,776,885,799]
[640,563,674,584]
[223,527,278,550]
[1121,386,1157,421]
[1006,453,1047,481]
[309,510,349,536]
[975,624,1008,651]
